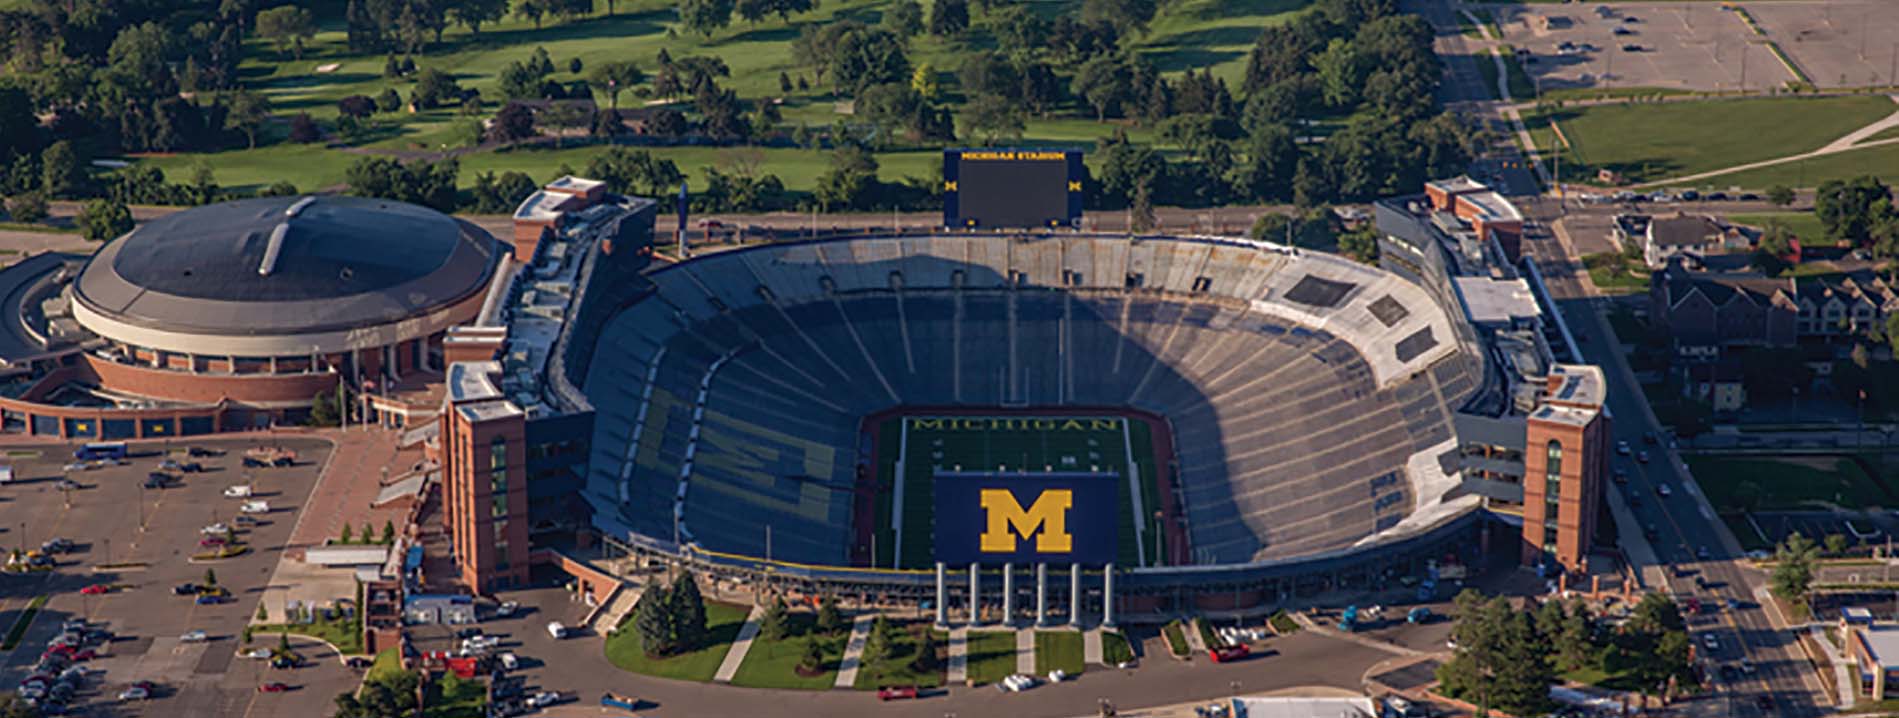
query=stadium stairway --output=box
[590,583,641,635]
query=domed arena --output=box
[577,232,1486,576]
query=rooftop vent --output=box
[284,196,317,218]
[258,222,290,277]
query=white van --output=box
[223,485,252,498]
[240,500,270,514]
[546,621,568,640]
[498,652,519,670]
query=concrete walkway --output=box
[946,628,969,684]
[1084,628,1105,665]
[712,604,767,683]
[1016,628,1036,674]
[833,615,876,689]
[1184,619,1208,653]
[1805,624,1856,704]
[1817,96,1899,153]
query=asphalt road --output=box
[1414,0,1543,198]
[1519,203,1830,716]
[0,437,343,718]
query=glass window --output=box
[489,436,507,470]
[492,494,508,518]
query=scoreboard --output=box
[943,149,1084,230]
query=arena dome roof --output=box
[74,196,500,342]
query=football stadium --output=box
[561,228,1494,614]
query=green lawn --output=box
[604,601,750,682]
[852,625,948,690]
[963,631,1018,685]
[1034,631,1084,675]
[1526,95,1895,185]
[252,616,364,655]
[1,596,46,650]
[1101,631,1135,664]
[1728,212,1828,245]
[127,0,1300,195]
[1582,252,1650,293]
[729,614,846,690]
[1538,86,1694,103]
[1687,455,1889,512]
[1267,610,1300,635]
[1681,140,1899,191]
[365,648,405,685]
[1162,620,1189,656]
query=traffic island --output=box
[602,601,749,682]
[850,623,948,690]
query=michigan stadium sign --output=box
[933,471,1118,565]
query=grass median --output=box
[730,613,845,690]
[964,631,1018,685]
[1034,632,1084,675]
[603,601,748,682]
[1,596,47,650]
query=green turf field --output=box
[873,414,1163,569]
[1526,95,1895,185]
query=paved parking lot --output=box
[1750,1,1899,89]
[1497,2,1779,93]
[0,437,345,717]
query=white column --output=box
[1069,564,1082,627]
[1035,563,1048,627]
[1103,563,1116,628]
[968,562,981,626]
[1001,563,1014,626]
[935,562,948,628]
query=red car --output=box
[70,649,96,662]
[1208,644,1252,663]
[79,584,110,595]
[258,682,290,693]
[198,537,227,548]
[877,686,919,701]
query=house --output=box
[1641,214,1725,268]
[1793,272,1899,338]
[1647,261,1798,358]
[1683,360,1745,412]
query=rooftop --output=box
[1548,363,1606,409]
[513,190,579,223]
[448,360,505,403]
[1461,190,1523,223]
[546,176,605,194]
[1649,214,1722,248]
[1426,177,1488,195]
[457,398,523,423]
[1530,402,1599,429]
[1859,626,1899,669]
[1454,277,1539,326]
[1231,696,1376,718]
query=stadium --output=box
[557,229,1493,613]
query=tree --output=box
[256,5,316,59]
[470,170,541,213]
[678,0,736,36]
[309,388,341,426]
[1080,0,1155,36]
[40,141,83,199]
[288,113,322,143]
[490,102,538,143]
[340,523,355,544]
[759,599,789,641]
[204,567,219,586]
[861,616,892,663]
[411,68,464,109]
[961,95,1024,145]
[1753,219,1794,275]
[449,0,510,34]
[884,0,923,36]
[1826,533,1850,556]
[1437,591,1557,718]
[1338,226,1379,264]
[911,628,940,671]
[6,193,48,224]
[670,572,709,650]
[345,157,460,212]
[815,595,843,634]
[1814,175,1893,246]
[632,583,674,655]
[911,63,940,101]
[590,61,646,110]
[1768,184,1795,208]
[1554,600,1594,673]
[377,88,403,113]
[797,637,824,673]
[1313,38,1366,109]
[928,0,968,37]
[338,95,377,119]
[77,199,133,242]
[814,146,880,211]
[1073,54,1132,121]
[1770,532,1818,608]
[585,147,685,196]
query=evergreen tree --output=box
[1770,532,1817,608]
[910,628,940,671]
[759,598,790,641]
[340,523,354,544]
[862,616,891,663]
[815,595,843,634]
[381,520,396,544]
[77,199,133,242]
[669,572,709,650]
[797,636,824,672]
[40,141,83,199]
[632,583,674,656]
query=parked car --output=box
[118,682,154,701]
[196,594,226,606]
[78,584,109,596]
[41,538,72,554]
[180,630,207,643]
[201,523,229,535]
[496,601,519,617]
[172,583,200,596]
[1656,484,1672,498]
[242,648,272,660]
[222,486,252,499]
[198,537,227,548]
[877,686,920,701]
[240,500,270,514]
[1636,451,1650,464]
[53,479,81,491]
[257,682,290,693]
[1208,644,1251,663]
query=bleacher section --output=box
[583,234,1479,566]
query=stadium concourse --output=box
[575,232,1486,603]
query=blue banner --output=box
[933,471,1118,565]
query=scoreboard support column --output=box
[1001,563,1015,626]
[934,562,948,628]
[1069,564,1082,627]
[1103,563,1116,628]
[1035,563,1048,627]
[968,561,982,627]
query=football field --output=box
[870,415,1164,569]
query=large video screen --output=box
[933,471,1118,565]
[943,149,1083,229]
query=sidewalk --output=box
[946,628,969,684]
[1016,628,1035,674]
[833,615,875,689]
[712,604,766,683]
[1084,628,1104,665]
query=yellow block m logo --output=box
[979,489,1073,553]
